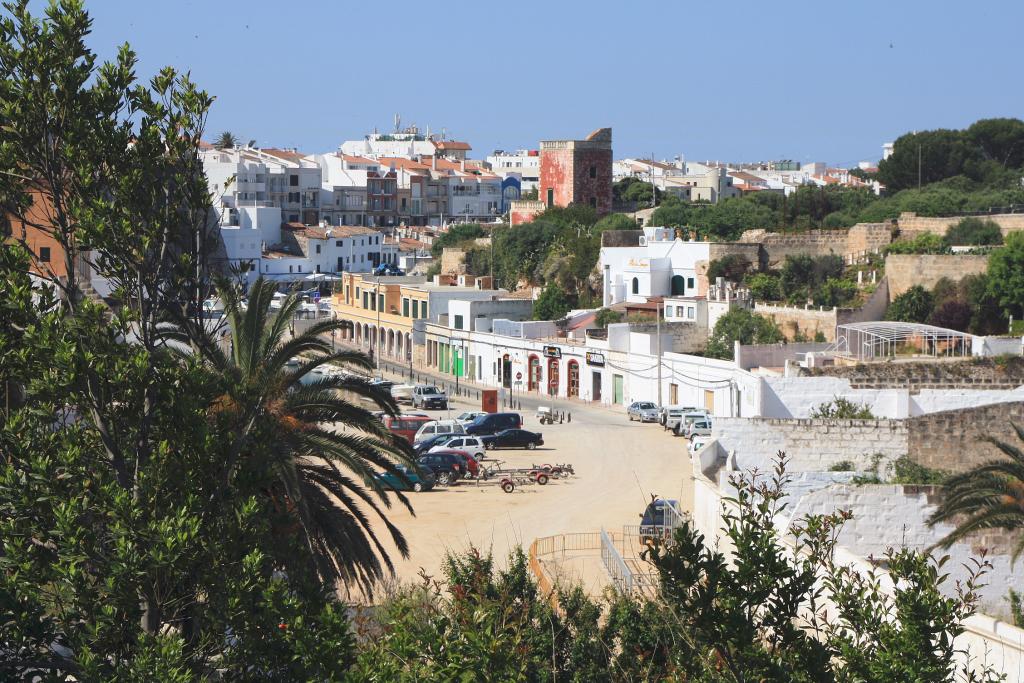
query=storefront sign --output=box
[586,352,605,367]
[543,346,562,359]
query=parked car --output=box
[416,452,465,485]
[684,418,712,438]
[382,415,433,445]
[455,411,488,424]
[413,433,457,456]
[661,406,691,431]
[373,464,435,492]
[391,384,415,404]
[673,411,709,437]
[481,429,544,450]
[464,412,523,435]
[432,448,479,477]
[368,377,395,393]
[688,436,710,455]
[412,384,448,410]
[639,498,682,540]
[627,401,659,423]
[413,419,465,443]
[431,435,486,460]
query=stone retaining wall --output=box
[907,401,1024,473]
[898,211,1024,237]
[810,358,1024,391]
[885,254,989,297]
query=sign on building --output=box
[543,345,561,359]
[586,352,605,367]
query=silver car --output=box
[627,401,660,423]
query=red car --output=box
[432,448,478,477]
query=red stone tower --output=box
[538,127,612,215]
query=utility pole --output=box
[656,299,663,407]
[918,143,922,189]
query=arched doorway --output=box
[387,329,395,357]
[631,277,639,295]
[406,333,412,361]
[547,358,559,396]
[528,355,541,391]
[567,360,580,398]
[671,274,685,295]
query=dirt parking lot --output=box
[363,387,695,588]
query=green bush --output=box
[707,253,752,282]
[705,308,784,359]
[594,307,623,327]
[884,233,949,255]
[746,272,782,302]
[810,397,875,419]
[814,277,858,308]
[944,216,1004,246]
[886,285,935,323]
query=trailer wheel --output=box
[501,480,515,494]
[535,473,549,485]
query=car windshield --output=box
[637,403,656,409]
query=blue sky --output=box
[79,0,1023,166]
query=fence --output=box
[528,533,604,611]
[600,528,633,593]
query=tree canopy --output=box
[705,308,784,359]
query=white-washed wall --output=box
[712,416,908,473]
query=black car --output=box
[481,429,544,450]
[464,412,523,436]
[416,452,464,485]
[413,433,456,456]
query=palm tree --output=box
[168,277,416,595]
[215,131,238,149]
[928,423,1024,560]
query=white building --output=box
[599,227,711,306]
[486,150,540,192]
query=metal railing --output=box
[601,527,633,593]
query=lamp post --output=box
[375,274,381,372]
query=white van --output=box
[673,410,709,437]
[413,419,466,443]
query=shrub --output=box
[810,397,875,419]
[884,233,949,255]
[705,308,784,360]
[707,254,752,283]
[944,216,1003,246]
[929,299,973,331]
[746,272,782,302]
[814,277,858,308]
[886,285,935,323]
[594,307,623,327]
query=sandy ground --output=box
[361,374,696,589]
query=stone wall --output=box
[440,247,467,275]
[754,303,838,341]
[736,225,891,269]
[509,199,544,226]
[907,401,1024,473]
[810,357,1024,390]
[601,230,642,248]
[898,211,1024,238]
[713,416,908,473]
[846,222,893,254]
[885,254,989,297]
[753,278,888,343]
[708,242,765,271]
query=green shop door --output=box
[612,374,624,405]
[452,347,463,377]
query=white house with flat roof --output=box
[600,227,711,306]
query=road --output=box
[361,362,696,589]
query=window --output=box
[631,277,639,295]
[289,214,298,222]
[297,265,302,272]
[336,240,343,247]
[403,298,409,317]
[378,293,384,311]
[289,174,298,187]
[315,244,321,254]
[454,315,464,330]
[38,246,50,262]
[546,188,554,207]
[589,165,596,178]
[687,277,695,289]
[589,197,597,208]
[422,302,428,318]
[363,291,369,309]
[355,286,360,300]
[412,300,419,318]
[289,265,293,273]
[687,307,695,319]
[316,264,321,273]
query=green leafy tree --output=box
[532,283,572,320]
[962,273,1007,334]
[595,307,623,327]
[706,253,752,282]
[215,130,238,149]
[705,308,784,360]
[987,231,1024,319]
[815,277,858,308]
[945,217,1004,246]
[885,232,949,254]
[886,285,935,323]
[593,212,638,232]
[929,423,1024,560]
[746,272,782,302]
[430,222,486,257]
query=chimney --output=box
[432,155,437,171]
